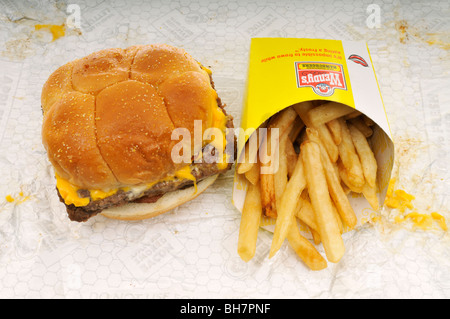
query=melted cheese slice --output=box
[175,166,198,193]
[55,165,198,207]
[56,173,90,207]
[206,104,229,170]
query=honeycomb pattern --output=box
[0,0,449,298]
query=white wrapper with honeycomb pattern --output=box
[0,0,449,299]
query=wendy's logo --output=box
[295,62,347,97]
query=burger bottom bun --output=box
[100,174,219,221]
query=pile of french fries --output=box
[236,101,379,270]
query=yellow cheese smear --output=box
[384,178,447,231]
[5,192,30,204]
[35,24,66,41]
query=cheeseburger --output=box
[41,44,234,222]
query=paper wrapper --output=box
[0,0,449,299]
[233,38,394,232]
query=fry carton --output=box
[233,38,394,231]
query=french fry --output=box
[309,227,321,245]
[363,114,375,127]
[337,118,365,188]
[316,123,339,162]
[238,182,263,262]
[301,140,345,263]
[338,160,364,193]
[268,106,298,135]
[332,159,340,182]
[298,215,321,245]
[293,101,315,127]
[296,127,308,145]
[288,116,304,142]
[331,200,343,234]
[362,182,380,211]
[307,101,355,127]
[294,101,339,162]
[274,133,289,208]
[244,159,260,185]
[294,195,319,233]
[339,159,379,211]
[259,127,277,218]
[344,110,362,119]
[285,137,297,178]
[348,123,377,188]
[305,128,357,229]
[349,116,373,138]
[341,181,351,195]
[326,118,342,145]
[286,217,327,271]
[269,146,307,258]
[236,130,259,175]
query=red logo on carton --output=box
[348,54,368,67]
[295,62,347,97]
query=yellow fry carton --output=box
[233,38,394,231]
